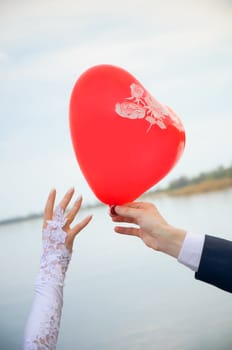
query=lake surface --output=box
[1,189,232,350]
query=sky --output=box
[0,0,231,219]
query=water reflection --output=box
[0,190,232,349]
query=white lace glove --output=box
[23,189,92,350]
[37,206,72,287]
[24,207,71,350]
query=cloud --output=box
[0,0,231,218]
[1,0,231,44]
[1,0,231,18]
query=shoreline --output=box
[1,177,232,226]
[144,177,232,199]
[163,177,232,197]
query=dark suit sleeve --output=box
[195,235,232,293]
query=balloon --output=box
[69,64,185,205]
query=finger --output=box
[122,202,145,209]
[66,215,93,250]
[111,215,136,224]
[114,226,141,237]
[109,203,139,218]
[70,215,93,237]
[58,187,75,211]
[43,189,56,228]
[109,204,137,223]
[114,205,139,220]
[64,195,82,226]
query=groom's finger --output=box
[114,205,138,219]
[114,226,140,237]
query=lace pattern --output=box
[36,206,72,286]
[24,206,72,350]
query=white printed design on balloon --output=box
[115,83,169,132]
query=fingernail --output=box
[67,187,74,193]
[75,194,82,202]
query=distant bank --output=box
[145,177,232,199]
[1,164,232,226]
[145,164,232,198]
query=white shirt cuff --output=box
[177,232,205,272]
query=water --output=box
[1,190,232,350]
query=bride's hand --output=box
[43,188,92,250]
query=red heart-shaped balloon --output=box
[69,64,185,205]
